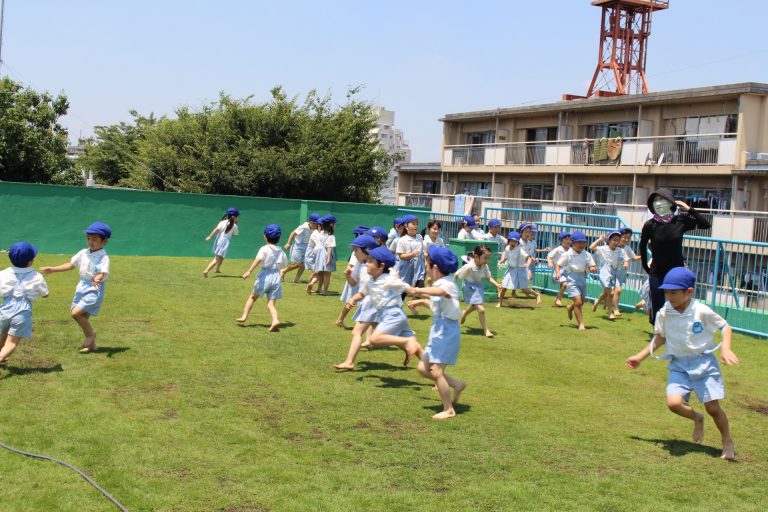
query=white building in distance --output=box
[371,106,411,204]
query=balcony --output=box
[444,133,738,170]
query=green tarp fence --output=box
[0,182,419,262]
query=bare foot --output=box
[452,383,466,405]
[578,324,586,331]
[460,314,466,325]
[407,303,419,315]
[236,316,247,323]
[292,278,301,284]
[432,409,456,420]
[510,292,519,298]
[280,273,286,282]
[431,385,438,392]
[608,314,616,321]
[306,285,313,295]
[614,310,622,317]
[635,301,646,309]
[692,413,705,443]
[495,303,502,308]
[80,334,97,353]
[721,438,735,460]
[202,271,208,278]
[554,299,563,307]
[567,305,574,320]
[403,339,422,366]
[335,320,344,328]
[484,330,494,338]
[333,362,355,370]
[592,301,599,312]
[268,323,280,332]
[360,340,372,349]
[536,295,542,305]
[215,270,222,274]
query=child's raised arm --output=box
[589,235,604,251]
[626,334,666,368]
[720,326,739,366]
[204,224,221,241]
[283,229,298,251]
[406,286,450,298]
[241,257,263,279]
[40,262,75,275]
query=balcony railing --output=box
[445,133,738,168]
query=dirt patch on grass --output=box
[219,506,270,512]
[162,409,178,420]
[744,401,768,416]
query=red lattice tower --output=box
[565,0,669,100]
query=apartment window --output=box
[418,180,439,194]
[580,185,631,204]
[465,131,496,145]
[670,187,731,210]
[666,115,737,138]
[586,122,637,139]
[462,181,491,197]
[522,184,554,200]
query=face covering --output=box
[652,198,674,217]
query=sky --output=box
[1,0,765,161]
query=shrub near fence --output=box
[0,182,423,262]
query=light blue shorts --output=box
[565,273,587,298]
[667,352,725,404]
[599,265,618,289]
[424,317,460,365]
[374,306,414,337]
[616,268,629,286]
[552,271,568,284]
[71,280,106,316]
[0,309,33,339]
[252,270,282,300]
[352,296,378,324]
[289,243,308,264]
[502,267,529,290]
[462,281,485,305]
[340,283,359,303]
[212,235,231,257]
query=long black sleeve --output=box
[640,221,653,274]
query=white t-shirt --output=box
[654,299,728,358]
[307,230,324,252]
[483,232,508,253]
[215,220,239,239]
[396,234,423,256]
[622,245,637,260]
[292,222,312,246]
[422,236,446,255]
[556,248,595,274]
[361,272,408,310]
[503,246,529,268]
[0,267,49,300]
[324,234,336,249]
[71,249,110,282]
[455,259,491,283]
[256,244,287,270]
[521,240,537,259]
[457,229,474,240]
[547,246,567,265]
[431,276,461,320]
[595,245,625,269]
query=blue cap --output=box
[352,225,370,236]
[369,246,396,270]
[507,231,521,242]
[570,230,587,243]
[659,267,696,290]
[519,223,532,232]
[463,215,477,228]
[321,215,337,225]
[367,226,388,243]
[394,217,404,226]
[84,221,112,239]
[607,231,622,240]
[226,207,240,217]
[558,231,571,241]
[263,224,282,240]
[488,218,501,228]
[8,242,37,267]
[401,214,418,224]
[428,245,458,275]
[308,212,322,223]
[530,224,538,233]
[349,234,378,251]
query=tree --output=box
[0,77,73,183]
[85,87,390,202]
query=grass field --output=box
[1,253,767,512]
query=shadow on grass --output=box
[406,314,431,320]
[237,321,296,330]
[501,303,536,310]
[356,361,410,372]
[92,346,130,358]
[358,374,431,389]
[209,274,242,279]
[423,402,472,415]
[558,324,599,331]
[1,363,64,379]
[629,436,724,458]
[464,327,496,337]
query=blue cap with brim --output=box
[394,217,404,226]
[8,242,37,267]
[349,234,378,251]
[659,267,696,290]
[519,223,532,232]
[463,215,477,228]
[559,231,571,241]
[309,212,322,223]
[607,231,622,240]
[264,224,282,240]
[401,215,419,224]
[570,230,587,243]
[369,246,396,270]
[488,218,501,228]
[322,215,337,225]
[226,207,240,217]
[507,231,521,241]
[367,226,387,243]
[84,222,112,239]
[428,245,458,275]
[353,225,370,236]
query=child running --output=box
[306,215,337,295]
[407,245,466,420]
[482,218,507,254]
[387,217,405,252]
[340,247,423,367]
[554,230,596,331]
[547,232,571,306]
[626,267,739,460]
[517,224,546,299]
[237,224,288,331]
[455,244,502,338]
[333,234,383,370]
[203,207,239,277]
[281,212,321,283]
[41,222,111,353]
[457,215,481,240]
[614,227,642,312]
[497,231,540,306]
[0,243,49,364]
[589,231,627,320]
[336,228,373,328]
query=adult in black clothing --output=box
[640,188,712,324]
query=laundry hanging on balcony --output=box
[607,137,623,160]
[592,137,609,162]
